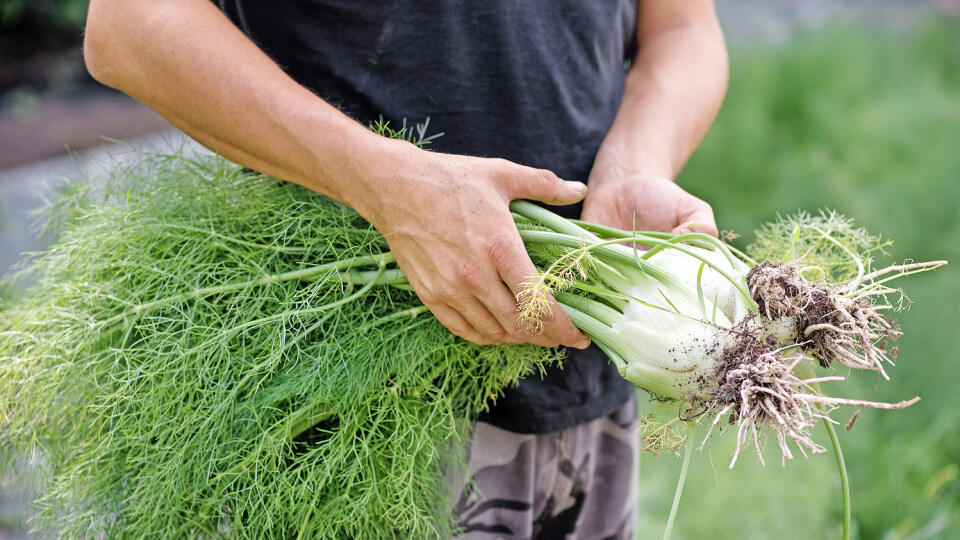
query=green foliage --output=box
[747,210,890,283]
[369,116,444,148]
[638,16,960,539]
[0,152,558,538]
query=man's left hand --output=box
[581,163,718,237]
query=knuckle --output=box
[483,238,511,264]
[489,157,511,169]
[533,168,559,190]
[453,262,484,290]
[486,327,506,342]
[501,320,523,338]
[433,281,460,302]
[544,330,573,348]
[418,290,440,305]
[547,320,581,344]
[487,158,515,179]
[444,324,468,339]
[449,325,480,343]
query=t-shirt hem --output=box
[478,385,634,434]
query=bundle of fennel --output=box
[0,137,943,538]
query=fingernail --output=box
[675,227,693,235]
[575,339,591,349]
[565,180,588,194]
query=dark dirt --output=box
[746,262,898,371]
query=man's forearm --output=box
[594,2,728,182]
[83,0,590,348]
[84,0,403,221]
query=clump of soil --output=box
[702,326,827,467]
[698,316,919,467]
[746,262,899,377]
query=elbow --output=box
[83,39,116,88]
[83,0,124,88]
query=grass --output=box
[636,16,960,539]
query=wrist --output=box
[588,154,672,193]
[337,134,429,227]
[589,143,673,190]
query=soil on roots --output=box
[702,324,827,466]
[746,262,900,375]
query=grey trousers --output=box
[453,396,639,540]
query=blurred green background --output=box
[638,17,960,540]
[0,2,958,539]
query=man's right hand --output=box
[354,139,591,348]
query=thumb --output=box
[672,205,719,237]
[506,167,587,206]
[672,214,719,237]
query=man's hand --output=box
[581,162,717,236]
[579,0,726,238]
[362,141,591,348]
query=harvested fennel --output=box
[0,146,943,538]
[510,202,942,466]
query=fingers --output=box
[417,264,525,346]
[473,280,566,347]
[486,233,590,349]
[499,163,588,206]
[673,196,719,238]
[453,296,513,345]
[579,201,616,230]
[425,302,497,346]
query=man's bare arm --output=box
[582,0,727,235]
[84,0,589,348]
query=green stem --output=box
[152,220,314,254]
[519,229,754,310]
[558,303,627,371]
[510,200,598,239]
[341,268,407,285]
[795,360,850,540]
[663,421,696,540]
[569,218,747,270]
[554,292,622,327]
[825,419,851,540]
[519,230,683,287]
[569,219,672,240]
[104,252,394,327]
[635,233,746,277]
[569,281,629,312]
[558,303,689,398]
[722,242,758,267]
[361,305,430,330]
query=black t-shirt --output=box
[217,0,637,434]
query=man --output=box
[83,1,727,537]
